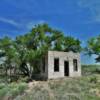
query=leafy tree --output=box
[51,30,64,51]
[86,35,100,62]
[0,37,20,81]
[63,36,81,52]
[0,23,82,81]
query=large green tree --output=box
[63,36,81,52]
[86,35,100,62]
[0,23,82,80]
[0,36,21,81]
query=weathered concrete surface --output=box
[41,51,81,79]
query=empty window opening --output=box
[54,58,59,72]
[73,59,78,71]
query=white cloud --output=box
[93,14,100,22]
[77,0,100,23]
[0,17,46,33]
[0,17,19,26]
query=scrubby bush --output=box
[90,76,97,83]
[95,68,100,74]
[0,87,9,97]
[82,65,100,75]
[8,83,27,97]
[0,82,27,99]
[18,77,29,83]
[0,67,100,100]
[14,76,100,100]
[0,83,5,89]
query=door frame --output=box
[64,61,69,76]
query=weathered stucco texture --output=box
[42,51,81,79]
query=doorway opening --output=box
[64,61,69,76]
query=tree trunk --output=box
[26,63,33,79]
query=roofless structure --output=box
[40,51,81,79]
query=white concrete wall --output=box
[47,51,81,79]
[40,53,48,79]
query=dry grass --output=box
[15,75,100,100]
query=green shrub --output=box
[17,83,27,93]
[90,76,97,83]
[0,83,5,89]
[0,82,27,99]
[18,77,29,83]
[82,65,100,76]
[0,87,9,98]
[7,88,20,98]
[95,68,100,74]
[8,83,27,98]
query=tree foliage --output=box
[86,35,100,62]
[0,23,81,80]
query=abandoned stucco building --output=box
[41,51,81,79]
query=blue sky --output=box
[0,0,100,64]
